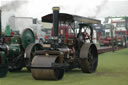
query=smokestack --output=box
[0,10,2,40]
[52,7,60,37]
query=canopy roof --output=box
[42,13,101,24]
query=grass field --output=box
[0,48,128,85]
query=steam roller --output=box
[26,7,101,80]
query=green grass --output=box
[1,48,128,85]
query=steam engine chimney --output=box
[52,7,60,37]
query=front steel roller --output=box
[80,43,98,73]
[31,55,64,80]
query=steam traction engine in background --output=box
[25,7,101,80]
[0,28,35,72]
[4,28,35,72]
[0,9,36,78]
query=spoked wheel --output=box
[80,44,98,73]
[25,43,43,71]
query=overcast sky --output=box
[0,0,128,28]
[1,0,128,18]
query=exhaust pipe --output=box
[52,7,60,37]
